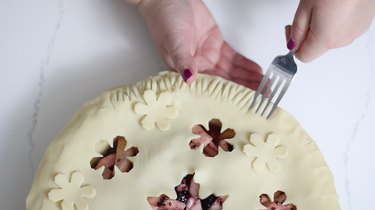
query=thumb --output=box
[289,2,328,62]
[295,28,329,62]
[164,34,198,84]
[288,2,312,52]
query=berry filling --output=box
[148,174,228,210]
[259,191,297,210]
[189,119,236,157]
[90,136,139,179]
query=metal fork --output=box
[249,51,297,119]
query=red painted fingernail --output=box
[182,69,192,82]
[287,38,295,50]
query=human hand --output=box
[286,0,375,62]
[130,0,263,90]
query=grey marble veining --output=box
[28,0,64,175]
[344,29,374,210]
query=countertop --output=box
[1,0,374,209]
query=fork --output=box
[249,51,297,119]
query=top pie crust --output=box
[26,71,341,210]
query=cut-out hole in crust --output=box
[189,119,236,157]
[90,136,139,179]
[259,191,297,210]
[147,174,228,210]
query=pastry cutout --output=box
[243,133,288,172]
[90,136,139,179]
[134,90,179,131]
[147,174,228,210]
[48,171,96,210]
[189,119,236,157]
[259,191,297,210]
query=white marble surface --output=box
[1,0,374,209]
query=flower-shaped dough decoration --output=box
[259,191,297,210]
[134,90,179,131]
[189,119,236,157]
[243,133,288,172]
[48,171,96,210]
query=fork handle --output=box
[275,52,297,75]
[287,51,295,58]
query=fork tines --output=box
[249,52,297,119]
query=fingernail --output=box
[287,38,295,51]
[182,69,192,82]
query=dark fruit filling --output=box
[200,194,218,210]
[175,174,194,203]
[189,119,236,157]
[259,191,297,210]
[148,174,228,210]
[90,136,139,179]
[157,195,169,207]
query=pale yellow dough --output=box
[26,72,341,210]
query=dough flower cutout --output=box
[48,171,96,210]
[259,191,297,210]
[134,90,179,131]
[243,133,288,172]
